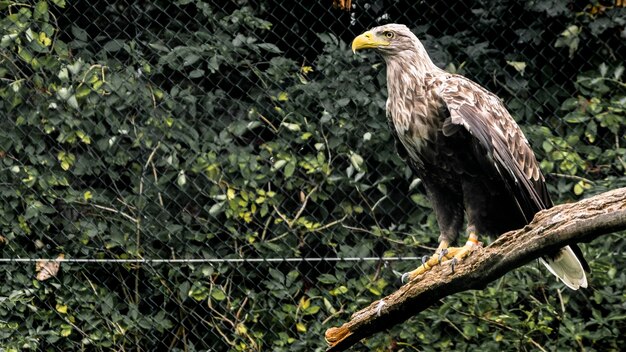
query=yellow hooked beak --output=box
[351,31,390,53]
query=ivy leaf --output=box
[103,39,125,52]
[51,0,66,7]
[189,69,205,79]
[55,304,68,314]
[210,288,226,301]
[183,53,201,66]
[60,324,72,337]
[613,66,624,81]
[34,0,49,21]
[71,25,88,41]
[281,122,300,131]
[506,61,526,76]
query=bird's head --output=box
[352,24,418,56]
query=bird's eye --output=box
[384,31,395,39]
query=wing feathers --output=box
[435,75,550,216]
[434,74,590,288]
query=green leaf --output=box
[257,43,281,53]
[208,202,224,216]
[177,170,186,187]
[149,43,171,52]
[613,65,624,80]
[188,283,209,301]
[75,85,91,98]
[506,61,526,76]
[560,97,579,111]
[277,92,288,101]
[207,56,220,72]
[336,98,350,107]
[178,281,190,302]
[103,40,125,52]
[368,286,382,295]
[303,305,320,315]
[34,0,49,21]
[329,285,348,296]
[51,0,66,7]
[25,28,36,42]
[349,152,364,171]
[53,38,69,58]
[236,323,248,336]
[284,161,296,178]
[57,67,69,80]
[60,324,72,337]
[273,159,287,170]
[67,95,79,110]
[189,69,205,79]
[573,180,591,195]
[281,122,300,132]
[599,62,608,77]
[210,288,226,301]
[57,87,72,100]
[18,47,39,68]
[183,53,200,66]
[55,304,68,314]
[317,274,338,284]
[542,140,553,153]
[71,25,88,41]
[463,323,477,337]
[564,114,589,123]
[67,58,84,74]
[1,33,18,47]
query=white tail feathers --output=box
[539,246,588,290]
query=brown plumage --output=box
[352,24,589,289]
[35,253,64,281]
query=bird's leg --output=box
[451,229,480,261]
[402,239,459,283]
[401,230,481,283]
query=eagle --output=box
[352,24,589,289]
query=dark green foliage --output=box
[0,0,625,351]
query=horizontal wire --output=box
[0,257,421,264]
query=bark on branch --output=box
[325,187,626,351]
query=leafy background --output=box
[0,0,625,351]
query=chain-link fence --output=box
[1,1,626,351]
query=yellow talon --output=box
[401,238,480,283]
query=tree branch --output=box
[324,187,626,351]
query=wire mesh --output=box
[1,0,625,351]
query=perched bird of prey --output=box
[352,24,589,289]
